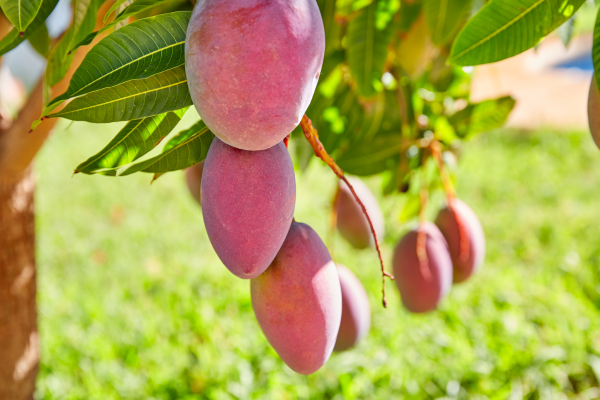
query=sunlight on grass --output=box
[34,122,600,398]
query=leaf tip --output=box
[19,31,24,37]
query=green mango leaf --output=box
[75,108,188,174]
[336,0,374,16]
[448,96,516,137]
[347,0,396,98]
[119,120,214,176]
[70,0,175,54]
[0,0,58,56]
[397,0,422,32]
[318,0,343,53]
[449,0,585,66]
[311,83,365,152]
[49,11,190,109]
[48,65,193,123]
[114,0,173,22]
[104,0,130,23]
[27,24,49,57]
[592,6,600,91]
[0,0,42,33]
[46,0,104,87]
[557,15,575,47]
[424,0,471,45]
[336,135,403,175]
[321,49,345,80]
[400,192,421,221]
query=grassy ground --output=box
[33,120,600,399]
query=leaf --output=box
[0,0,42,33]
[119,120,214,176]
[48,65,193,123]
[75,108,188,174]
[114,0,172,23]
[594,7,600,91]
[311,83,365,152]
[336,135,403,175]
[46,0,104,86]
[448,96,516,137]
[0,0,58,57]
[71,0,174,54]
[318,0,343,53]
[396,14,436,79]
[424,0,471,45]
[27,23,49,57]
[400,193,421,221]
[397,0,422,32]
[104,0,130,23]
[49,11,190,109]
[347,0,396,98]
[557,15,575,47]
[321,49,346,81]
[449,0,585,66]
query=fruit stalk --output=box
[299,115,394,307]
[428,140,455,202]
[429,141,470,262]
[417,189,432,281]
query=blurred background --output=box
[5,0,600,398]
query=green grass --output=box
[34,122,600,399]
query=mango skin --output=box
[435,199,485,283]
[251,222,341,375]
[185,160,205,206]
[588,76,600,150]
[335,177,385,249]
[392,222,453,313]
[334,264,371,352]
[185,0,325,151]
[201,139,295,279]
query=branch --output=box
[299,115,394,308]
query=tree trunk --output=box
[0,5,111,397]
[0,169,37,400]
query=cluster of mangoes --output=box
[334,178,486,314]
[184,0,344,375]
[183,0,486,375]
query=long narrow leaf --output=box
[104,0,129,23]
[46,0,103,87]
[0,0,58,56]
[448,96,516,137]
[336,136,403,176]
[75,108,188,174]
[119,120,214,175]
[0,0,42,33]
[347,0,395,98]
[449,0,585,66]
[424,0,471,45]
[592,7,600,92]
[28,24,50,57]
[69,0,176,55]
[49,11,190,108]
[48,65,192,123]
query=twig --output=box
[299,115,394,308]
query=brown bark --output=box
[0,168,37,400]
[0,5,111,398]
